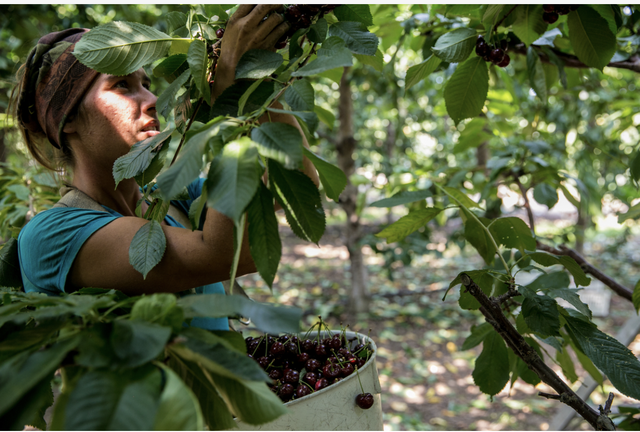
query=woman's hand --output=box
[213,5,290,98]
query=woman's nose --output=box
[142,87,158,115]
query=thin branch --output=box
[493,6,518,33]
[512,173,536,235]
[512,43,640,74]
[170,97,204,166]
[536,241,634,303]
[460,273,614,431]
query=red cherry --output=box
[215,28,225,39]
[295,385,312,398]
[497,53,511,68]
[283,369,300,384]
[268,369,282,380]
[270,341,285,357]
[542,4,555,12]
[475,40,490,57]
[305,358,320,371]
[341,363,354,377]
[543,11,559,24]
[356,393,374,409]
[315,377,329,391]
[303,372,318,387]
[279,383,295,401]
[489,48,505,64]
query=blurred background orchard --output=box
[1,4,640,431]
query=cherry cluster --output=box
[245,328,374,408]
[277,4,340,48]
[542,4,580,24]
[475,36,510,68]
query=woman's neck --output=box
[71,163,143,217]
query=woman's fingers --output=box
[245,4,283,27]
[229,4,257,23]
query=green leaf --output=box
[472,330,510,396]
[567,7,616,71]
[375,208,443,243]
[109,367,162,431]
[369,189,432,208]
[314,105,336,130]
[172,339,269,382]
[285,79,315,112]
[267,107,319,134]
[177,294,302,334]
[533,182,558,209]
[521,287,560,336]
[0,238,22,287]
[533,28,563,46]
[444,56,488,125]
[156,118,225,200]
[354,49,384,72]
[431,28,477,63]
[569,337,604,386]
[64,370,122,430]
[269,159,325,244]
[229,213,246,287]
[453,118,492,154]
[157,69,191,120]
[251,123,303,170]
[405,55,442,91]
[462,209,496,265]
[633,279,640,314]
[188,184,207,231]
[235,49,284,80]
[488,217,536,253]
[302,147,347,202]
[131,293,184,331]
[548,288,592,320]
[443,186,483,210]
[135,137,170,188]
[328,21,379,55]
[619,202,640,224]
[556,343,579,383]
[154,362,204,430]
[0,338,78,418]
[111,320,171,368]
[334,5,373,26]
[113,130,174,188]
[247,183,281,288]
[128,220,167,279]
[527,271,571,292]
[482,5,505,32]
[308,17,328,43]
[292,42,352,77]
[187,39,211,103]
[204,370,288,425]
[527,47,547,102]
[527,252,591,287]
[152,54,187,80]
[167,354,236,430]
[565,315,640,400]
[630,151,640,183]
[73,21,171,75]
[461,322,493,350]
[166,11,188,35]
[0,374,54,431]
[512,5,548,46]
[206,137,262,223]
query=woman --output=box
[13,5,319,330]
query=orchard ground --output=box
[239,204,640,431]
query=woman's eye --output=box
[114,80,129,89]
[143,82,151,91]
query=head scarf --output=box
[17,28,99,149]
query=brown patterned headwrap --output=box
[17,28,99,149]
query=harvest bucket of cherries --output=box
[238,320,383,431]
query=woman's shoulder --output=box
[20,207,117,238]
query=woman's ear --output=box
[62,115,77,134]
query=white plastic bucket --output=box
[236,330,383,431]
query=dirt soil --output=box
[239,223,640,431]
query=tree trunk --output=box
[336,67,369,314]
[476,142,489,173]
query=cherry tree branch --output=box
[511,173,536,235]
[460,273,615,431]
[512,43,640,74]
[535,241,634,302]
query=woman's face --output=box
[65,68,159,164]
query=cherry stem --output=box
[354,365,365,394]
